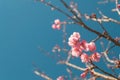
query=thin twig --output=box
[102,51,115,63]
[34,70,52,80]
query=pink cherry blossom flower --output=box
[91,52,101,62]
[68,32,80,47]
[52,19,61,30]
[68,36,78,47]
[88,42,96,52]
[72,32,80,39]
[71,46,82,57]
[57,76,64,80]
[80,53,89,63]
[80,72,87,78]
[80,40,89,51]
[52,24,61,30]
[54,19,61,24]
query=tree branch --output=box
[63,61,118,80]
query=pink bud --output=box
[80,40,89,51]
[57,76,64,80]
[88,42,96,52]
[80,72,87,78]
[52,24,57,29]
[117,4,120,9]
[54,19,61,24]
[56,25,61,30]
[91,52,101,62]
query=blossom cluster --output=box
[52,19,61,30]
[68,32,101,63]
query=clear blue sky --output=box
[0,0,120,80]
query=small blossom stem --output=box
[34,70,52,80]
[65,61,86,71]
[98,9,120,24]
[113,0,120,15]
[66,53,72,62]
[106,45,116,52]
[62,24,67,49]
[102,51,115,63]
[97,22,108,34]
[91,36,101,42]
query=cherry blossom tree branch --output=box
[93,70,118,80]
[38,0,120,46]
[91,62,118,79]
[35,0,120,80]
[59,0,120,47]
[84,9,120,24]
[98,9,120,24]
[58,60,87,71]
[78,22,120,46]
[61,61,118,80]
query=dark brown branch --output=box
[79,21,120,46]
[60,0,120,47]
[38,0,120,46]
[62,61,118,80]
[91,62,118,79]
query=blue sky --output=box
[0,0,120,80]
